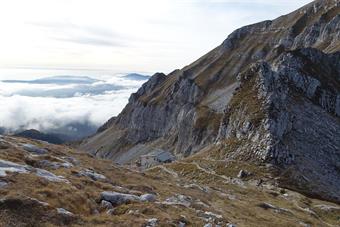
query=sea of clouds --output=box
[0,74,148,140]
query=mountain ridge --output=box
[80,0,340,203]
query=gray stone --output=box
[140,193,157,202]
[22,144,47,155]
[57,208,74,216]
[62,156,80,165]
[0,159,29,176]
[38,160,73,170]
[78,169,106,181]
[35,168,69,183]
[163,194,192,207]
[0,159,68,183]
[100,191,140,206]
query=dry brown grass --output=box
[0,136,339,226]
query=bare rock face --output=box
[80,0,340,203]
[216,48,340,202]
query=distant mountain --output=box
[123,73,150,81]
[46,122,98,142]
[14,129,64,144]
[11,121,98,143]
[2,76,100,84]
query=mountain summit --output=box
[80,0,340,203]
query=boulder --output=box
[38,160,73,169]
[35,168,69,183]
[78,169,106,181]
[100,191,140,206]
[22,144,47,155]
[0,159,29,176]
[0,159,68,183]
[140,193,157,202]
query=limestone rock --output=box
[100,191,140,206]
[22,144,47,155]
[78,169,106,181]
[140,193,157,202]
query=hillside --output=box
[80,0,340,204]
[0,135,339,226]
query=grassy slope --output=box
[0,136,339,226]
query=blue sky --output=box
[0,0,312,79]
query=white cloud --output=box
[0,75,147,137]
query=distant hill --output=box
[14,129,65,144]
[123,73,150,81]
[2,76,99,84]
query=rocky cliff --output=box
[80,0,340,203]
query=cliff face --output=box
[214,48,340,202]
[80,0,340,203]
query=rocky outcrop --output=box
[100,191,157,206]
[215,48,340,202]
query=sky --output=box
[0,0,313,80]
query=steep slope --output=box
[80,0,340,203]
[1,135,340,226]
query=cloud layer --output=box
[0,74,148,139]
